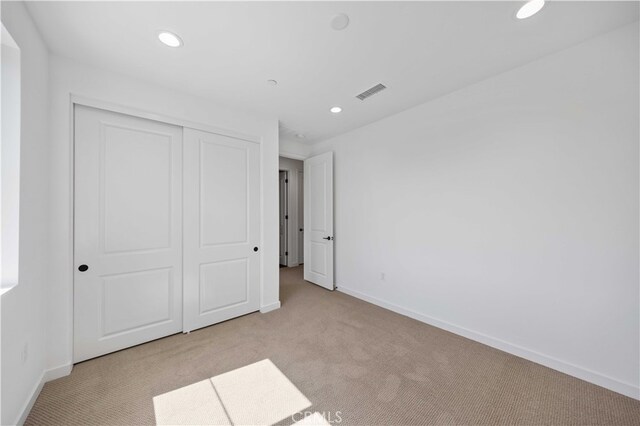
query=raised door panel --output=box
[309,162,327,233]
[102,268,173,336]
[200,259,248,313]
[309,242,328,277]
[200,142,248,247]
[102,125,173,254]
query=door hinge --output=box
[285,251,288,256]
[285,179,288,183]
[285,215,288,220]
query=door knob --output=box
[253,247,259,252]
[322,236,333,241]
[78,264,89,272]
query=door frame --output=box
[69,95,264,363]
[279,170,289,266]
[277,160,305,267]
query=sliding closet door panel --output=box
[74,105,183,362]
[183,128,260,332]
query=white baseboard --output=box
[14,364,73,425]
[337,285,640,400]
[260,301,281,313]
[14,372,45,426]
[44,363,73,382]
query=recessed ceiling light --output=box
[331,14,350,31]
[516,0,545,20]
[158,31,183,47]
[267,79,278,86]
[330,106,342,114]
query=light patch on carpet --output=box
[153,359,312,425]
[153,379,230,425]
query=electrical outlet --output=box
[20,343,29,364]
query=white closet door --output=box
[74,105,183,362]
[183,128,261,332]
[304,152,334,290]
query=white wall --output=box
[280,137,311,160]
[46,55,280,376]
[0,2,50,424]
[279,156,304,266]
[312,22,639,399]
[1,24,21,290]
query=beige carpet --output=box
[26,266,640,425]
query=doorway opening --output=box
[279,170,288,267]
[278,157,304,269]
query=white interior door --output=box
[74,105,183,362]
[279,171,287,265]
[183,128,261,332]
[304,152,334,289]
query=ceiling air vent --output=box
[356,83,387,101]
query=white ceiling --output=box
[26,1,639,144]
